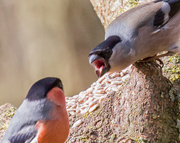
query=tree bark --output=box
[67,0,179,142]
[0,1,179,142]
[67,62,179,142]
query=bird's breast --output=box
[36,107,69,143]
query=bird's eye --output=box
[106,48,111,53]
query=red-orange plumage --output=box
[36,87,69,143]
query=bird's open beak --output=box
[89,54,110,77]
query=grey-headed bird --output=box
[89,0,180,77]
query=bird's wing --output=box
[7,125,37,143]
[153,0,180,28]
[8,132,36,143]
[105,0,180,39]
[134,0,180,37]
[134,0,180,58]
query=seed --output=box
[72,119,82,128]
[93,89,106,94]
[67,109,76,112]
[111,80,122,85]
[80,108,89,114]
[88,94,93,97]
[78,96,85,103]
[66,97,69,100]
[89,104,99,112]
[81,105,89,109]
[64,65,132,117]
[69,111,75,116]
[91,82,97,87]
[97,76,105,83]
[99,96,106,102]
[88,98,99,107]
[71,104,77,108]
[105,80,111,84]
[93,93,105,97]
[111,72,120,78]
[66,101,75,106]
[86,87,93,92]
[84,98,94,105]
[76,108,81,114]
[107,72,113,75]
[121,74,130,81]
[89,101,95,108]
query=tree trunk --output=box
[67,62,179,142]
[0,1,179,142]
[0,0,104,106]
[66,0,179,142]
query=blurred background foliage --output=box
[0,0,104,107]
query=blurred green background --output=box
[0,0,104,107]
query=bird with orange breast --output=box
[1,77,69,143]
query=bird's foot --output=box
[140,56,164,68]
[139,51,175,68]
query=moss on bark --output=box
[67,62,179,143]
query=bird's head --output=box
[89,36,123,77]
[2,77,69,143]
[26,77,66,117]
[26,77,63,101]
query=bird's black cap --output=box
[89,36,121,61]
[26,77,63,101]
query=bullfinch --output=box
[89,0,180,77]
[1,77,69,143]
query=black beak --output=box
[88,51,110,77]
[88,36,121,77]
[89,53,101,64]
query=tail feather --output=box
[167,0,180,18]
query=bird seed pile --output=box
[65,65,132,116]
